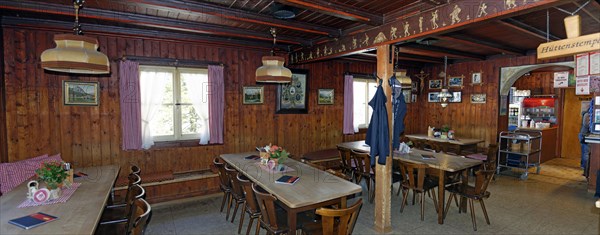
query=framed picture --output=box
[472,72,482,85]
[471,93,487,103]
[411,94,417,103]
[277,69,309,114]
[448,76,464,87]
[429,79,441,89]
[317,89,334,105]
[63,81,99,106]
[428,92,440,102]
[242,86,264,104]
[449,91,462,103]
[402,90,411,103]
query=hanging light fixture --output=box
[438,56,453,108]
[256,28,292,83]
[41,0,110,74]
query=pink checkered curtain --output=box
[343,74,357,134]
[208,65,224,144]
[119,60,142,150]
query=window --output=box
[353,78,377,129]
[139,66,209,142]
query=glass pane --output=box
[152,104,174,136]
[180,104,202,135]
[353,81,366,126]
[180,72,208,104]
[367,81,377,124]
[162,79,174,104]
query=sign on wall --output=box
[576,76,590,95]
[553,71,569,88]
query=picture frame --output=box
[317,89,334,105]
[429,79,441,89]
[448,76,464,87]
[411,94,417,103]
[471,93,487,103]
[428,92,440,102]
[242,86,264,104]
[471,72,483,85]
[449,91,462,103]
[63,80,99,106]
[276,69,309,114]
[402,90,411,103]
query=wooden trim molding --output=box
[0,27,6,163]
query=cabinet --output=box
[497,130,542,180]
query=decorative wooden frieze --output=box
[290,0,566,64]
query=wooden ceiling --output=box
[1,0,599,67]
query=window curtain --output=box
[208,65,224,144]
[119,61,142,150]
[140,70,170,149]
[184,73,210,144]
[343,74,358,134]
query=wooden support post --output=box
[373,45,393,233]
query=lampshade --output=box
[255,56,292,83]
[41,34,110,74]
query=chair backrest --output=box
[224,165,245,198]
[252,184,280,231]
[130,165,141,175]
[350,150,372,177]
[237,173,260,214]
[428,141,446,153]
[125,184,146,217]
[316,198,363,235]
[473,169,495,196]
[484,144,499,171]
[213,158,231,189]
[337,146,353,171]
[398,160,428,191]
[127,198,152,235]
[127,173,142,188]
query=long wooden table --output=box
[337,140,482,224]
[405,134,484,154]
[1,165,120,234]
[220,152,362,233]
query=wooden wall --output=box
[1,25,375,201]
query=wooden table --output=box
[405,134,484,154]
[220,152,362,233]
[301,149,339,164]
[1,165,120,234]
[337,140,482,224]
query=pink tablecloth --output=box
[18,183,81,208]
[255,162,296,173]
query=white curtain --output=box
[140,71,170,149]
[182,73,210,144]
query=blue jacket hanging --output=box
[392,75,407,150]
[365,82,390,166]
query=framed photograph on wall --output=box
[402,90,411,103]
[242,86,264,104]
[428,92,440,102]
[63,80,99,106]
[472,72,482,85]
[449,91,462,103]
[276,69,309,114]
[471,93,487,103]
[448,76,464,87]
[317,89,334,105]
[429,80,441,89]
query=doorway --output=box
[560,89,590,160]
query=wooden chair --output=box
[398,161,438,221]
[300,198,363,235]
[337,146,355,182]
[237,173,261,235]
[350,150,375,203]
[225,164,246,223]
[109,173,142,208]
[252,184,289,235]
[96,198,152,235]
[100,183,145,224]
[483,144,498,171]
[301,159,352,182]
[444,169,495,231]
[110,165,142,206]
[213,157,232,215]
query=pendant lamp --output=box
[438,56,453,107]
[256,28,292,83]
[41,0,110,74]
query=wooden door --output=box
[560,89,590,159]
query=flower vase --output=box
[441,132,448,139]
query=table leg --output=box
[288,209,297,234]
[341,196,347,208]
[438,169,445,224]
[460,170,469,213]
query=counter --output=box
[516,127,558,163]
[587,135,600,192]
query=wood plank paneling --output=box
[0,27,5,162]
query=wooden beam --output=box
[374,44,393,234]
[276,0,383,25]
[402,43,486,60]
[396,54,445,64]
[125,0,341,37]
[0,0,310,46]
[573,1,600,23]
[2,16,288,51]
[438,35,526,55]
[500,18,562,41]
[291,0,571,64]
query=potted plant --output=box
[35,161,68,199]
[267,145,289,164]
[441,125,451,139]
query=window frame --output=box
[139,65,208,143]
[353,77,377,129]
